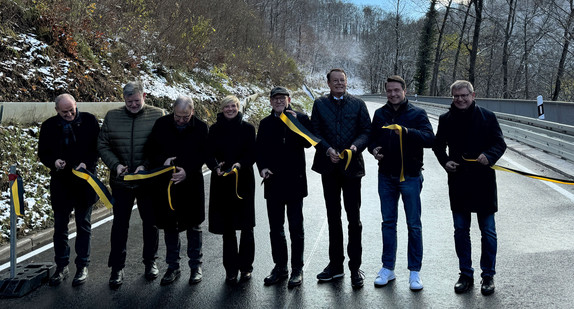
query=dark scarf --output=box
[59,110,80,146]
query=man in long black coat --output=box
[38,93,100,287]
[256,87,311,288]
[146,96,208,285]
[433,80,506,296]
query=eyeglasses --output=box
[452,93,471,100]
[174,114,192,121]
[271,96,288,102]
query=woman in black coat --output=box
[146,96,208,285]
[206,95,256,284]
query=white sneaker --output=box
[409,271,423,291]
[374,267,395,287]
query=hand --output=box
[476,153,490,166]
[260,168,273,179]
[231,162,241,170]
[445,160,459,173]
[215,161,225,176]
[164,156,176,166]
[55,159,66,170]
[135,165,145,173]
[327,147,340,163]
[171,167,186,184]
[350,145,357,152]
[116,164,128,177]
[373,146,384,161]
[75,162,87,170]
[284,110,297,117]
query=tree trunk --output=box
[452,2,472,81]
[502,0,516,99]
[469,0,483,85]
[552,0,574,101]
[430,0,452,96]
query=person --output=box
[98,81,165,289]
[206,95,256,285]
[146,96,208,286]
[310,68,371,288]
[369,75,434,291]
[38,93,100,287]
[432,80,506,296]
[256,87,311,288]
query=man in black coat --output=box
[433,80,506,296]
[146,96,208,286]
[38,93,100,287]
[256,87,311,288]
[310,68,371,288]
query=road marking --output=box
[503,156,574,203]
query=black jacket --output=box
[38,111,100,207]
[256,109,311,200]
[433,102,507,213]
[369,99,435,177]
[206,112,256,234]
[146,114,208,230]
[310,93,371,177]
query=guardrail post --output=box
[537,95,545,120]
[9,165,17,279]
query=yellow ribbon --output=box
[10,174,24,216]
[279,112,320,146]
[338,149,353,170]
[383,124,405,182]
[72,168,114,209]
[463,157,574,185]
[124,166,177,210]
[223,167,243,200]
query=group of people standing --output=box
[37,68,505,297]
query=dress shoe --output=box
[351,269,365,288]
[264,266,288,286]
[481,276,495,296]
[189,267,203,285]
[454,274,473,293]
[72,267,88,287]
[316,264,344,282]
[109,269,124,289]
[160,268,181,286]
[240,271,252,282]
[144,262,159,281]
[409,271,423,291]
[49,266,69,286]
[374,267,395,287]
[226,271,238,285]
[288,269,303,288]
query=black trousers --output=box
[266,198,304,270]
[321,173,363,271]
[164,225,203,270]
[222,228,254,276]
[108,184,159,271]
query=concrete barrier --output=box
[0,102,125,124]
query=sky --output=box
[347,0,428,19]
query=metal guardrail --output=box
[413,101,574,163]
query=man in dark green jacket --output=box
[98,81,165,289]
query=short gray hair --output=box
[123,81,144,97]
[173,95,194,111]
[450,80,474,94]
[54,93,76,108]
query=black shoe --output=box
[109,269,124,289]
[264,266,289,286]
[454,274,473,294]
[351,269,365,288]
[226,270,238,285]
[189,267,203,285]
[316,264,344,282]
[481,276,495,296]
[288,269,303,288]
[49,266,69,286]
[72,267,88,287]
[240,271,252,282]
[145,262,159,281]
[160,268,181,286]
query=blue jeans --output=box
[379,173,423,271]
[453,212,497,278]
[164,225,203,270]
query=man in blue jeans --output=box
[369,75,434,291]
[433,80,506,295]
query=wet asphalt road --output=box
[2,101,574,308]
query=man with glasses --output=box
[256,87,311,288]
[369,75,434,291]
[146,96,208,286]
[433,80,506,295]
[311,69,371,288]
